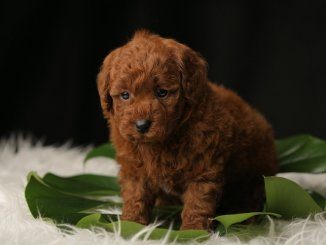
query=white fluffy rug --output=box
[0,136,326,245]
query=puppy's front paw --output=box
[180,216,214,231]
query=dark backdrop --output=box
[1,0,326,145]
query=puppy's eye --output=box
[120,91,130,100]
[156,89,168,98]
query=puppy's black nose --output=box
[135,119,151,134]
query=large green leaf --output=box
[43,173,120,196]
[264,176,322,218]
[276,134,326,173]
[25,172,119,224]
[151,205,182,228]
[84,143,116,162]
[214,212,281,231]
[25,133,326,242]
[25,172,326,241]
[309,191,326,209]
[25,172,182,224]
[76,213,210,242]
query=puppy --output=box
[97,30,278,230]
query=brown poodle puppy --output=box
[97,30,278,230]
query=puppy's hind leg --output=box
[155,193,182,207]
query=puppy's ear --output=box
[97,50,117,118]
[180,47,208,105]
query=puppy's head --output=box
[98,30,207,143]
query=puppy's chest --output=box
[152,168,186,195]
[143,152,192,195]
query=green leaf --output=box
[25,172,118,224]
[217,223,274,240]
[76,214,210,242]
[25,134,326,242]
[308,191,326,209]
[276,134,326,173]
[43,173,120,196]
[84,143,116,162]
[151,205,182,229]
[264,176,322,218]
[25,172,183,226]
[76,213,107,228]
[214,212,281,231]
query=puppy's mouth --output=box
[125,133,157,144]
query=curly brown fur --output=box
[97,30,278,230]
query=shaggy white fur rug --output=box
[0,136,325,245]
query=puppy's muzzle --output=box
[135,119,152,134]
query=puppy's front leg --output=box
[181,180,223,230]
[120,178,155,225]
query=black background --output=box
[1,0,325,145]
